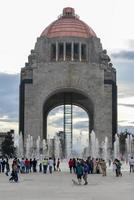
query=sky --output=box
[0,0,134,136]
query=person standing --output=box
[68,158,73,173]
[113,159,122,177]
[72,158,76,173]
[25,158,30,173]
[48,157,54,174]
[20,158,25,173]
[0,157,2,173]
[32,158,37,172]
[29,158,33,172]
[1,158,6,173]
[100,159,107,176]
[82,161,89,185]
[53,157,56,171]
[42,158,48,173]
[75,160,83,185]
[56,158,61,171]
[5,159,10,176]
[9,162,18,182]
[129,156,134,173]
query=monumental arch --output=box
[19,7,117,149]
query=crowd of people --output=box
[0,155,134,184]
[0,157,61,182]
[68,157,107,185]
[68,157,107,176]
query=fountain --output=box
[18,131,24,158]
[126,134,133,160]
[42,139,48,158]
[17,130,133,163]
[113,134,120,159]
[102,136,109,161]
[36,136,41,159]
[90,130,99,158]
[25,134,35,158]
[54,134,61,158]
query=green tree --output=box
[1,132,16,157]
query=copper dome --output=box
[41,7,96,38]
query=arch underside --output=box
[43,89,94,139]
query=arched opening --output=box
[43,89,94,157]
[47,105,89,158]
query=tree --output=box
[1,132,16,157]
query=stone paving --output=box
[0,169,134,200]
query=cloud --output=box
[73,106,88,118]
[118,82,134,98]
[73,120,88,130]
[114,61,134,84]
[0,118,18,123]
[118,103,134,108]
[111,50,134,60]
[125,39,134,49]
[48,117,63,128]
[48,105,88,127]
[118,121,134,126]
[0,73,19,124]
[110,53,134,101]
[118,120,128,123]
[118,125,134,134]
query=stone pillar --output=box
[56,42,58,61]
[79,42,81,61]
[63,42,66,61]
[71,42,74,61]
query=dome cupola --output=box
[41,7,96,38]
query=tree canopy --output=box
[1,132,16,157]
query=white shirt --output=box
[129,158,134,165]
[48,159,54,167]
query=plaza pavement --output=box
[0,168,134,200]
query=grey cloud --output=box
[118,125,134,134]
[73,120,88,130]
[112,59,134,84]
[110,49,134,85]
[49,106,64,114]
[73,107,88,118]
[48,105,88,127]
[48,107,88,130]
[118,103,134,108]
[48,117,89,130]
[0,73,19,122]
[118,82,134,98]
[48,116,63,128]
[118,120,128,123]
[111,51,134,60]
[0,118,18,123]
[49,105,88,118]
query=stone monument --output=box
[19,7,117,152]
